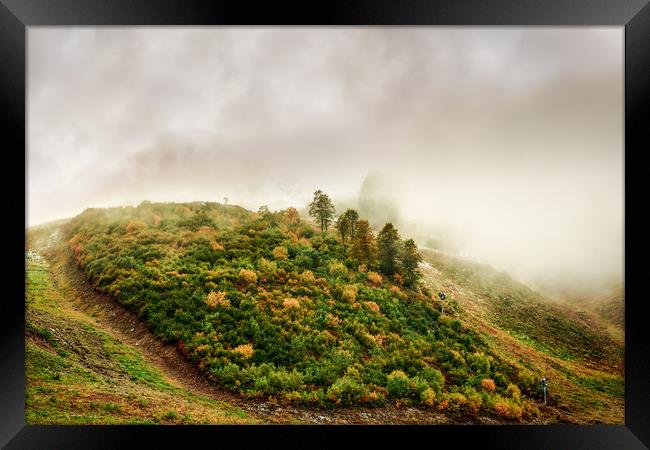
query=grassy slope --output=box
[419,249,624,424]
[26,253,258,425]
[549,288,624,346]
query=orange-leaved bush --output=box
[283,297,300,309]
[367,271,382,286]
[205,291,230,309]
[232,343,254,359]
[493,396,523,420]
[364,301,380,313]
[481,378,496,392]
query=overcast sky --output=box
[28,27,623,292]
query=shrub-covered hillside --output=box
[64,198,540,419]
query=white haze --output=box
[28,27,623,296]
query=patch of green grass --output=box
[576,375,624,398]
[161,411,178,421]
[103,337,175,392]
[26,322,58,346]
[102,402,122,413]
[26,344,70,382]
[508,331,576,362]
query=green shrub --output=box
[386,370,410,399]
[326,376,367,405]
[420,367,445,393]
[328,261,348,278]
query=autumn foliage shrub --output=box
[239,268,258,284]
[421,387,436,406]
[232,343,254,359]
[326,376,367,405]
[283,298,300,309]
[258,257,277,274]
[506,383,522,402]
[340,284,358,303]
[367,271,383,286]
[272,246,288,260]
[205,291,230,309]
[445,392,468,414]
[493,395,523,420]
[481,378,497,392]
[461,386,483,413]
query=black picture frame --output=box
[3,1,648,448]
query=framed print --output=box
[2,0,649,448]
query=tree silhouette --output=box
[400,238,422,288]
[351,219,377,267]
[309,190,336,232]
[377,222,401,276]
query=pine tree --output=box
[335,214,351,243]
[308,190,336,232]
[335,209,360,243]
[400,238,422,288]
[351,219,376,267]
[377,223,401,276]
[342,209,359,237]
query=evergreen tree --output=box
[377,223,401,276]
[400,238,422,288]
[309,190,336,232]
[342,209,359,237]
[335,214,351,243]
[351,219,376,267]
[335,209,360,243]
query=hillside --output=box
[49,200,548,421]
[25,225,474,425]
[25,200,623,424]
[419,249,624,423]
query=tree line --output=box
[309,189,422,288]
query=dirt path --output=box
[30,226,492,425]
